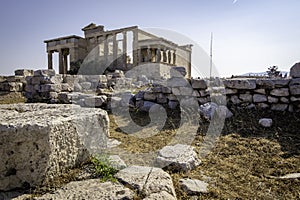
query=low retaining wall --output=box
[1,69,300,112]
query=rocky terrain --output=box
[0,104,299,199]
[0,66,300,199]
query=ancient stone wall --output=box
[2,69,300,112]
[123,77,300,112]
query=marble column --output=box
[132,29,138,67]
[122,31,127,68]
[104,35,109,64]
[173,51,176,65]
[146,47,151,62]
[156,48,161,63]
[113,34,118,66]
[168,50,172,64]
[162,49,167,63]
[59,49,64,74]
[138,48,141,64]
[47,51,53,70]
[63,51,68,74]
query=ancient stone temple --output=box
[44,23,192,77]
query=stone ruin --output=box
[1,64,300,197]
[1,64,300,112]
[44,23,192,78]
[0,103,109,191]
[1,23,300,197]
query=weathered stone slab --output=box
[40,84,61,93]
[172,87,194,96]
[268,96,278,103]
[254,88,266,94]
[6,76,26,83]
[0,82,23,92]
[0,103,109,191]
[225,88,238,95]
[290,62,300,78]
[289,79,300,95]
[155,144,201,172]
[40,75,63,85]
[280,97,289,103]
[257,103,269,109]
[270,88,289,97]
[80,81,92,90]
[84,95,107,107]
[179,178,209,195]
[167,77,189,87]
[224,79,256,89]
[253,94,267,103]
[291,96,300,102]
[256,79,275,89]
[191,79,207,89]
[273,79,290,87]
[14,69,34,76]
[115,166,176,199]
[143,191,176,200]
[239,93,252,102]
[171,66,187,77]
[33,179,134,200]
[289,85,300,95]
[271,104,288,111]
[33,69,55,77]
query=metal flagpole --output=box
[209,32,213,79]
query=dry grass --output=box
[2,102,299,199]
[109,107,300,199]
[0,92,26,104]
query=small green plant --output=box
[91,154,118,182]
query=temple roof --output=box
[82,23,104,31]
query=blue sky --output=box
[0,0,299,77]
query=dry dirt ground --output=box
[108,107,300,199]
[1,99,299,199]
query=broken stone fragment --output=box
[33,179,135,200]
[179,178,209,195]
[198,102,233,120]
[155,144,201,172]
[115,166,176,199]
[258,118,272,127]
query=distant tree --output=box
[267,66,280,78]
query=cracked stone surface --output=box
[155,144,201,172]
[115,166,176,199]
[32,179,135,200]
[0,103,109,191]
[179,178,209,195]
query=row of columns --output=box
[47,48,69,74]
[96,30,132,69]
[139,47,176,65]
